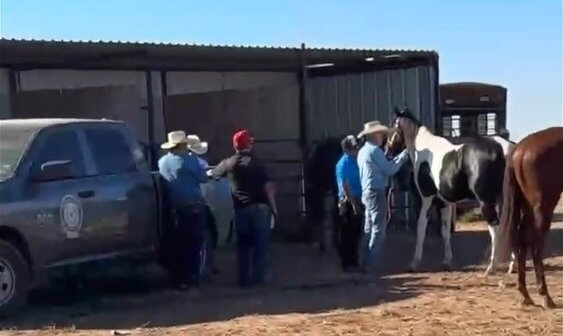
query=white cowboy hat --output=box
[161,130,188,149]
[357,121,389,138]
[186,134,208,155]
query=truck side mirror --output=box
[33,160,74,182]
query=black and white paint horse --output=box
[387,108,515,275]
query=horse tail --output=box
[498,151,521,262]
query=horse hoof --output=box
[520,298,534,307]
[442,263,452,272]
[542,297,556,309]
[408,263,419,273]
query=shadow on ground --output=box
[2,226,562,331]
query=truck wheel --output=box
[0,240,31,314]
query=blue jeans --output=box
[175,203,206,287]
[235,203,271,287]
[361,190,388,272]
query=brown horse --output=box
[498,126,563,308]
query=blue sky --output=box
[1,0,561,140]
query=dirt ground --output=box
[2,218,562,336]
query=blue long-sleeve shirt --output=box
[158,152,208,206]
[357,142,408,192]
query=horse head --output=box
[387,106,421,153]
[386,107,418,191]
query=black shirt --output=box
[211,152,270,208]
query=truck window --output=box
[84,128,136,175]
[35,129,87,178]
[0,126,36,180]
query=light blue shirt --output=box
[335,154,362,199]
[158,152,208,206]
[357,142,408,192]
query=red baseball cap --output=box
[233,129,254,150]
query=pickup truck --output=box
[0,119,220,312]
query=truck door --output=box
[80,125,158,255]
[25,126,99,265]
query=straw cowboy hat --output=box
[161,130,188,149]
[358,121,389,138]
[186,134,208,155]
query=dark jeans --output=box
[204,205,219,249]
[174,203,206,287]
[235,203,271,287]
[202,205,218,276]
[336,198,364,269]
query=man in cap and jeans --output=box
[335,135,363,271]
[158,131,208,292]
[357,121,408,274]
[209,130,277,287]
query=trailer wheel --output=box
[0,240,31,315]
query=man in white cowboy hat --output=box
[357,121,408,274]
[158,130,208,292]
[185,134,221,277]
[186,134,209,169]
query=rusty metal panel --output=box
[164,85,304,235]
[10,85,147,140]
[164,86,299,162]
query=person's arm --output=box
[373,148,409,177]
[256,161,277,217]
[264,181,278,218]
[342,181,360,215]
[209,158,230,179]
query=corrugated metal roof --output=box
[0,38,437,72]
[441,82,506,89]
[0,38,435,53]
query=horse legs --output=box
[481,201,500,276]
[516,244,534,306]
[507,252,517,274]
[409,197,432,272]
[532,242,555,309]
[516,211,534,306]
[440,205,453,270]
[532,204,556,309]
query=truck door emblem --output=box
[60,195,83,239]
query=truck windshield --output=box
[0,126,36,180]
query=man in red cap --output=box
[209,129,277,287]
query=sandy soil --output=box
[2,219,562,336]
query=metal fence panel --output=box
[307,65,438,227]
[308,65,437,142]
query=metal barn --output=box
[0,39,439,238]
